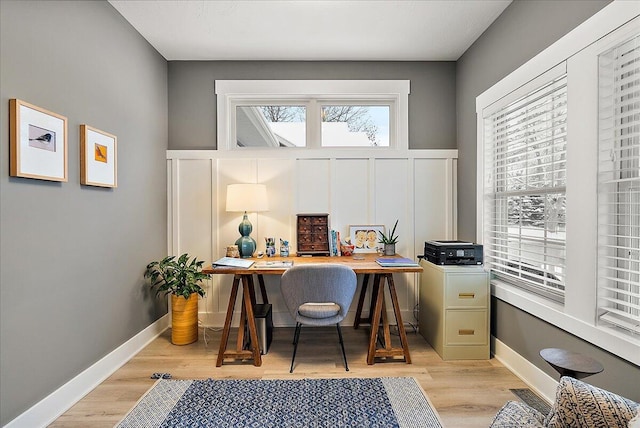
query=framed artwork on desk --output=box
[349,224,384,253]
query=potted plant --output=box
[144,253,211,345]
[378,219,399,256]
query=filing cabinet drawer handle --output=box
[458,329,475,335]
[458,293,475,299]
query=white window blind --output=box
[598,33,640,336]
[484,75,567,302]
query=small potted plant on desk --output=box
[144,253,211,345]
[378,219,399,256]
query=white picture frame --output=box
[349,224,385,253]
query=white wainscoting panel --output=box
[296,159,331,213]
[167,149,458,327]
[331,158,371,227]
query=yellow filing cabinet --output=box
[418,259,489,360]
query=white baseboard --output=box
[5,315,170,428]
[491,336,558,403]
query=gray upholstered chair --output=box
[279,264,357,373]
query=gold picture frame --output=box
[80,124,117,188]
[9,99,68,182]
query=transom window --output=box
[236,105,306,147]
[321,104,390,147]
[215,80,409,150]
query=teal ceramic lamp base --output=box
[235,212,256,258]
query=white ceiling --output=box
[108,0,512,61]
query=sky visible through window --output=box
[238,105,390,147]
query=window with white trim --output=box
[236,105,307,147]
[215,80,409,150]
[597,33,640,336]
[320,104,391,147]
[483,74,568,302]
[477,8,640,364]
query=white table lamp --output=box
[226,183,269,258]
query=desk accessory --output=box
[280,239,290,257]
[225,245,240,258]
[212,257,255,269]
[350,224,385,253]
[376,257,419,267]
[378,220,399,255]
[254,260,294,268]
[265,237,276,257]
[296,214,330,256]
[341,244,355,256]
[226,183,269,258]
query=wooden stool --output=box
[540,348,603,380]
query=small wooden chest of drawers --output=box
[418,259,489,360]
[296,214,330,256]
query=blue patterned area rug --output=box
[116,377,443,427]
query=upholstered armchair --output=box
[490,376,639,428]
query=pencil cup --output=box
[265,237,276,257]
[280,239,290,257]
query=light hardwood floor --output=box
[51,325,531,427]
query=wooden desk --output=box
[204,253,422,367]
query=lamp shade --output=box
[226,183,269,213]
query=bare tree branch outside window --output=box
[259,106,305,123]
[322,106,379,145]
[259,105,382,146]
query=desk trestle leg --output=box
[216,274,263,367]
[366,273,412,365]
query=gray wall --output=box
[456,0,610,241]
[0,1,168,425]
[492,298,640,402]
[457,0,640,401]
[168,61,456,150]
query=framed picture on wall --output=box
[9,99,68,182]
[349,224,385,253]
[80,124,117,188]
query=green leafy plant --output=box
[144,253,210,299]
[378,219,399,245]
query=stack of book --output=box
[329,229,342,256]
[375,257,419,267]
[254,260,294,268]
[212,257,255,268]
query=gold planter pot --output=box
[171,293,199,345]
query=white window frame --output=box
[476,3,640,366]
[482,65,568,303]
[215,80,409,151]
[597,33,640,336]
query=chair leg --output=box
[292,322,301,345]
[336,323,349,371]
[290,323,302,373]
